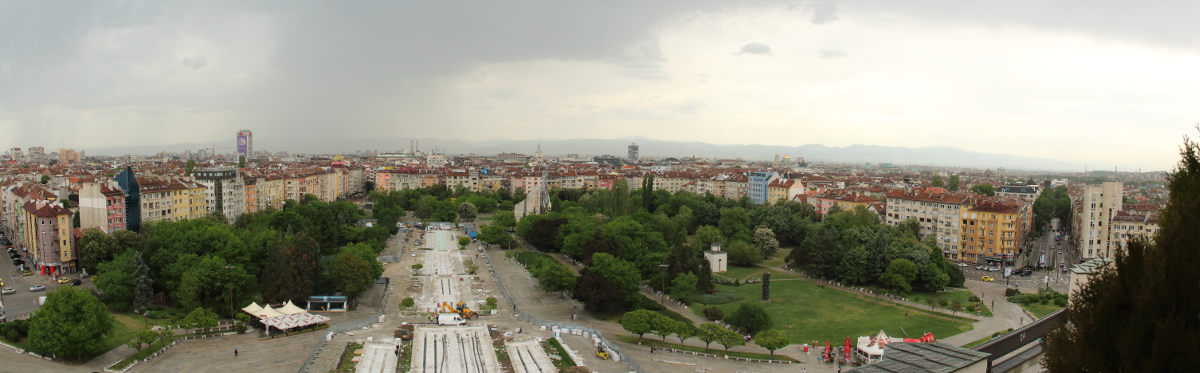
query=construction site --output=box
[410,325,500,373]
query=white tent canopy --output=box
[261,312,330,331]
[241,302,264,316]
[256,305,285,319]
[277,301,306,315]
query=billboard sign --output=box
[237,132,248,156]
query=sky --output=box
[0,1,1197,171]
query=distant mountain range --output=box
[85,137,1085,172]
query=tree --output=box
[573,253,641,314]
[931,175,944,187]
[947,175,960,191]
[880,258,918,294]
[718,327,746,352]
[619,309,657,342]
[752,226,780,258]
[669,272,698,303]
[185,159,196,176]
[725,240,763,266]
[457,202,478,222]
[27,287,115,360]
[478,223,517,250]
[691,225,723,250]
[1043,134,1200,372]
[642,175,655,211]
[727,302,771,336]
[674,321,695,344]
[328,247,378,299]
[532,264,576,297]
[127,330,159,351]
[179,307,219,329]
[95,250,137,311]
[238,155,246,168]
[78,228,119,274]
[836,246,871,284]
[971,184,996,196]
[259,234,319,304]
[458,236,471,249]
[650,313,676,341]
[132,251,153,312]
[754,330,791,357]
[40,174,50,184]
[697,323,724,351]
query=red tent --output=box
[825,340,831,360]
[844,336,852,360]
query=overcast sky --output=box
[0,1,1196,170]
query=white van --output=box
[437,313,466,326]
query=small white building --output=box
[703,243,727,273]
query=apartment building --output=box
[766,179,804,205]
[22,200,75,275]
[747,171,779,204]
[885,188,973,256]
[1075,181,1123,260]
[78,180,127,232]
[959,197,1030,264]
[1111,210,1160,253]
[811,191,879,216]
[194,167,246,222]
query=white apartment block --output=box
[1077,181,1124,260]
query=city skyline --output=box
[1,2,1196,171]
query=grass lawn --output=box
[1017,302,1064,319]
[334,342,364,373]
[714,265,767,281]
[615,335,796,361]
[696,276,973,344]
[762,248,792,267]
[88,314,144,360]
[907,289,993,317]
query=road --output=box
[2,246,92,321]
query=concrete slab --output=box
[356,342,399,373]
[411,325,499,373]
[505,339,555,373]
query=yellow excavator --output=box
[455,301,477,319]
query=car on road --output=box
[56,276,70,284]
[1,288,14,295]
[70,279,82,286]
[20,269,32,276]
[29,285,45,292]
[0,278,4,287]
[981,275,995,282]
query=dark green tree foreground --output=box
[1043,134,1200,371]
[28,287,115,360]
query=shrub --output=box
[401,297,415,308]
[693,292,745,305]
[1054,298,1068,307]
[703,306,725,321]
[969,295,980,302]
[1005,288,1021,297]
[486,297,498,309]
[938,298,951,307]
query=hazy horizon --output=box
[2,1,1196,171]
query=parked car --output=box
[1,287,14,295]
[0,278,4,287]
[56,276,71,284]
[20,269,32,276]
[29,285,45,292]
[70,279,82,286]
[980,276,995,282]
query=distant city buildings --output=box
[627,142,639,163]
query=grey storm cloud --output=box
[736,43,773,55]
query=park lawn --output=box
[698,279,973,344]
[1018,302,1064,319]
[714,265,766,281]
[762,248,792,267]
[906,289,993,317]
